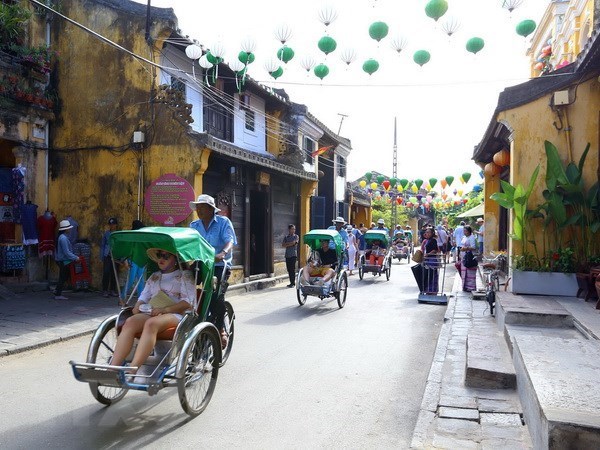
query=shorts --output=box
[309,267,330,277]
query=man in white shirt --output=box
[453,221,466,261]
[475,218,485,254]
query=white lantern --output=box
[390,36,407,54]
[339,48,356,65]
[264,58,280,73]
[299,55,316,72]
[198,54,213,69]
[240,37,256,54]
[210,42,226,59]
[185,44,203,60]
[274,24,292,45]
[229,59,245,72]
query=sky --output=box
[134,0,550,185]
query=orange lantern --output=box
[484,162,502,176]
[493,149,510,167]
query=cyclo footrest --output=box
[69,361,135,387]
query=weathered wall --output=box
[495,76,599,256]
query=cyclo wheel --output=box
[296,269,307,306]
[358,256,364,280]
[87,317,127,406]
[177,324,220,417]
[336,272,348,308]
[219,301,235,367]
[386,259,391,281]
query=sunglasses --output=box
[155,251,173,261]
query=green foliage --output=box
[371,197,409,227]
[0,2,31,48]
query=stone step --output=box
[512,334,600,449]
[465,321,516,390]
[496,292,574,330]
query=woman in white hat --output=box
[53,219,80,300]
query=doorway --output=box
[249,190,269,275]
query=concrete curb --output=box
[1,328,97,357]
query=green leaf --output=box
[547,192,567,226]
[490,192,513,209]
[565,213,582,226]
[526,165,540,199]
[577,143,590,178]
[591,222,600,233]
[565,162,581,185]
[544,141,566,190]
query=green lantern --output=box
[376,175,385,184]
[413,50,431,67]
[368,21,389,42]
[466,37,485,55]
[238,51,255,65]
[462,172,471,184]
[414,179,423,189]
[445,175,454,186]
[365,172,372,182]
[314,63,330,80]
[277,46,295,64]
[425,0,448,22]
[389,177,398,188]
[362,59,379,75]
[516,19,536,38]
[206,51,222,65]
[270,66,283,79]
[399,178,409,189]
[429,178,438,188]
[318,36,337,55]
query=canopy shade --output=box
[456,202,484,218]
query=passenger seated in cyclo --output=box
[367,239,387,266]
[302,239,337,286]
[110,248,196,373]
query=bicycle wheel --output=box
[87,318,127,406]
[177,325,220,417]
[219,301,235,367]
[296,269,307,306]
[336,272,348,308]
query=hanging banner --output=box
[144,173,195,225]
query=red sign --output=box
[144,174,195,225]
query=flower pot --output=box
[512,270,578,296]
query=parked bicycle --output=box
[481,253,508,315]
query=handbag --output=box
[148,290,177,309]
[412,249,424,263]
[463,251,478,268]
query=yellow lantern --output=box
[370,182,378,190]
[397,186,403,192]
[493,149,510,167]
[411,185,418,193]
[359,180,367,188]
[458,189,463,196]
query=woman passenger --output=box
[111,248,195,371]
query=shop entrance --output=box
[249,190,269,275]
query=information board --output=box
[144,174,195,225]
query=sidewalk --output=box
[0,274,289,357]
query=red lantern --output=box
[484,162,502,176]
[463,198,468,204]
[382,180,391,191]
[396,197,403,205]
[493,149,510,167]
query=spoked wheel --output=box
[87,318,127,406]
[386,260,392,281]
[219,301,235,367]
[296,269,307,306]
[336,272,348,308]
[358,256,364,280]
[177,325,220,417]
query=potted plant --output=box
[490,140,598,296]
[0,3,31,51]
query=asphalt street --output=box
[0,262,448,449]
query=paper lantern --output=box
[534,62,544,71]
[362,59,380,76]
[318,36,337,55]
[413,50,431,67]
[277,46,295,64]
[399,179,409,189]
[238,51,255,65]
[440,179,448,189]
[376,175,385,184]
[466,37,485,55]
[359,180,367,188]
[368,22,389,42]
[516,19,536,38]
[414,179,423,189]
[445,176,454,186]
[270,66,284,79]
[484,162,502,176]
[429,178,437,188]
[365,172,372,182]
[314,64,330,80]
[370,182,378,190]
[462,172,471,183]
[185,44,203,60]
[389,177,398,188]
[396,197,403,205]
[411,185,418,193]
[458,189,464,196]
[397,186,403,192]
[493,149,510,167]
[382,180,391,190]
[425,0,448,22]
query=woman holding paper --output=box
[111,248,196,371]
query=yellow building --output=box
[474,11,599,267]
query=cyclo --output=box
[296,229,348,309]
[358,230,392,280]
[69,227,235,417]
[392,230,410,264]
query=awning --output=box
[456,203,484,218]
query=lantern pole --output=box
[392,117,397,229]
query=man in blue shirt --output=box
[328,216,348,249]
[190,194,237,349]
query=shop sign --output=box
[144,173,195,225]
[256,171,270,186]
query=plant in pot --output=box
[0,3,31,52]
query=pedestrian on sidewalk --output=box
[458,226,478,292]
[53,219,80,300]
[101,217,119,298]
[282,224,299,287]
[346,224,358,275]
[475,217,485,254]
[121,219,146,305]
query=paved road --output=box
[0,262,447,449]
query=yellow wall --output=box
[493,76,599,256]
[299,180,317,265]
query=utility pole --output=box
[337,113,348,135]
[392,117,398,228]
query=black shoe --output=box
[287,283,295,288]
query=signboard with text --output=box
[144,173,195,225]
